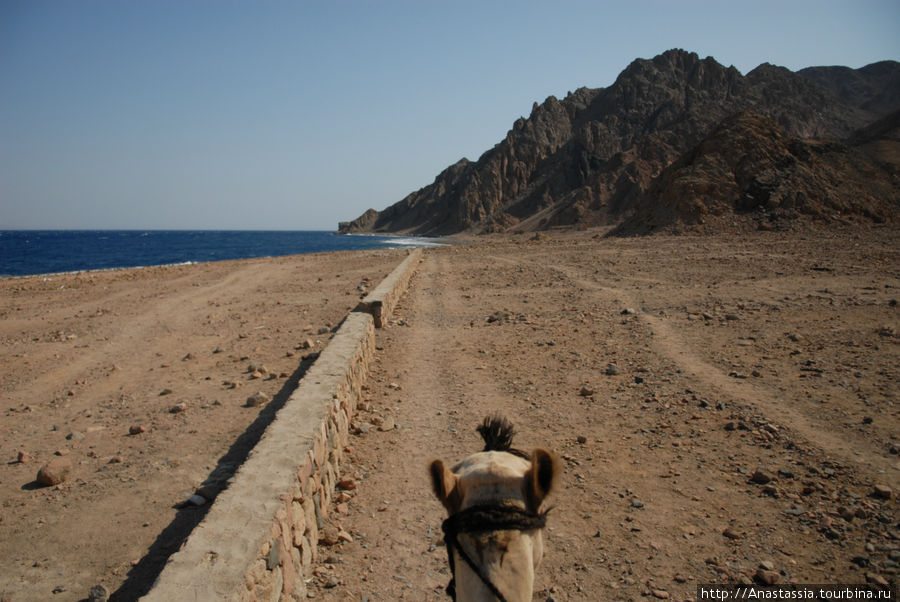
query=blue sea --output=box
[0,230,442,278]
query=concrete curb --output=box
[356,248,422,327]
[142,248,422,601]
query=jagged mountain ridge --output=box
[338,49,900,235]
[611,110,900,235]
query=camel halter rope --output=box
[441,504,548,602]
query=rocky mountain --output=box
[610,110,900,235]
[338,49,900,236]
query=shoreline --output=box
[0,230,448,279]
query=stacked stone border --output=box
[142,248,422,601]
[356,248,422,327]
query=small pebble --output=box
[722,527,742,540]
[88,584,109,602]
[755,569,780,585]
[36,457,72,486]
[873,485,892,499]
[750,469,772,485]
[245,392,271,408]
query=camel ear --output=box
[429,459,459,513]
[525,448,558,511]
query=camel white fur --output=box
[429,416,558,602]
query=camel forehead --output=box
[451,451,530,499]
[452,451,530,477]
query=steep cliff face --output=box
[611,111,900,235]
[338,49,900,235]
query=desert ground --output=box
[1,226,898,601]
[0,250,405,601]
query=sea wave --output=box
[378,236,446,248]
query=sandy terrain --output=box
[1,227,898,601]
[311,226,898,600]
[0,250,406,601]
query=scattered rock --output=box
[652,590,669,599]
[605,364,620,376]
[579,386,594,397]
[338,477,357,491]
[750,469,773,485]
[186,493,207,506]
[631,498,644,509]
[866,572,890,588]
[169,401,187,413]
[873,484,892,499]
[576,435,588,444]
[378,417,395,431]
[761,485,778,497]
[36,457,72,485]
[722,527,742,540]
[319,526,340,546]
[245,392,271,408]
[755,569,781,585]
[159,388,173,396]
[128,425,146,435]
[621,308,636,315]
[65,431,85,441]
[16,450,32,463]
[87,584,109,602]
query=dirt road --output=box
[1,228,897,601]
[314,227,899,600]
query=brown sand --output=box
[1,227,899,601]
[0,250,405,601]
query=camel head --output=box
[429,416,558,601]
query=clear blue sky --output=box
[1,1,898,230]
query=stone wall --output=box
[357,248,422,327]
[142,249,422,601]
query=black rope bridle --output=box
[441,504,549,602]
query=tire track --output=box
[510,256,897,479]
